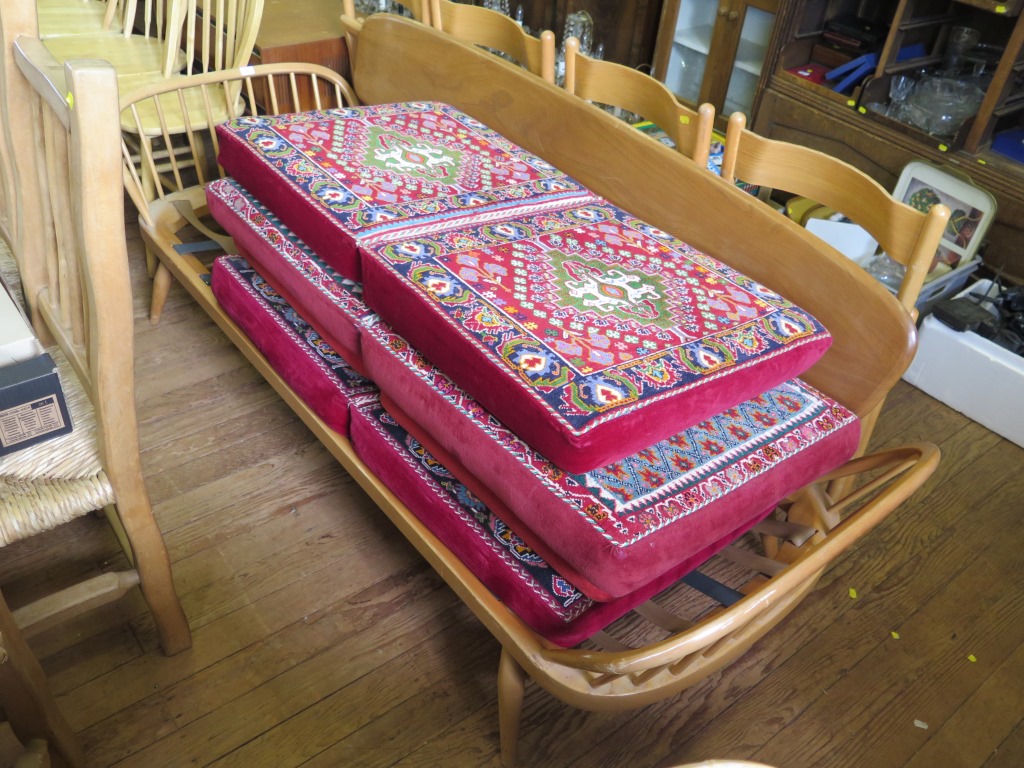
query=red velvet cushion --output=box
[210,256,377,436]
[350,392,779,647]
[360,316,860,600]
[214,252,749,646]
[214,102,591,279]
[207,178,375,370]
[359,200,832,473]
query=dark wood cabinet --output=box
[502,0,665,68]
[652,0,781,116]
[755,0,1024,279]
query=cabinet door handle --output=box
[728,10,739,20]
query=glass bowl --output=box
[906,77,985,137]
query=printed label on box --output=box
[0,394,66,448]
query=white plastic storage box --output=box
[903,280,1024,448]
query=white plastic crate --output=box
[903,279,1024,448]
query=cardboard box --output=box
[0,352,73,456]
[0,277,73,457]
[903,280,1024,448]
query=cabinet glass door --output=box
[722,6,775,115]
[663,0,719,104]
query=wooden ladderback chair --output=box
[3,39,191,656]
[118,62,357,322]
[115,0,265,125]
[563,36,714,168]
[427,0,556,83]
[721,112,950,460]
[722,113,949,316]
[1,590,80,768]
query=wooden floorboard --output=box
[2,236,1023,768]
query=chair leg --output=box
[107,488,191,656]
[498,648,527,768]
[144,241,157,278]
[150,261,172,324]
[0,590,84,768]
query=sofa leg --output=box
[498,649,526,768]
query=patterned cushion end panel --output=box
[207,178,375,371]
[349,393,767,647]
[210,257,377,435]
[360,317,860,600]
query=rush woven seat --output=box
[0,344,115,546]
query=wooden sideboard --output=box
[754,0,1024,280]
[247,0,350,110]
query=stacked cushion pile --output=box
[208,102,861,641]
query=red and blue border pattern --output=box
[362,315,856,550]
[360,196,831,437]
[207,178,375,335]
[352,397,596,624]
[211,257,378,434]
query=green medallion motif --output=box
[364,127,462,183]
[549,249,674,329]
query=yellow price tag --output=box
[858,106,867,114]
[849,587,858,599]
[968,654,978,662]
[996,4,1007,12]
[977,158,987,165]
[65,92,74,109]
[679,115,690,125]
[846,99,856,107]
[938,144,949,152]
[891,631,900,640]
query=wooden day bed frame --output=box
[13,13,939,767]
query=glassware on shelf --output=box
[886,74,915,122]
[563,10,594,56]
[864,253,907,290]
[905,76,985,137]
[943,26,981,75]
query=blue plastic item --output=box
[826,44,926,94]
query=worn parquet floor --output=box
[2,223,1022,767]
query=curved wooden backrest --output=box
[428,0,555,83]
[120,62,357,213]
[722,112,950,315]
[563,36,714,167]
[350,14,917,420]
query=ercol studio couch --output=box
[17,12,938,766]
